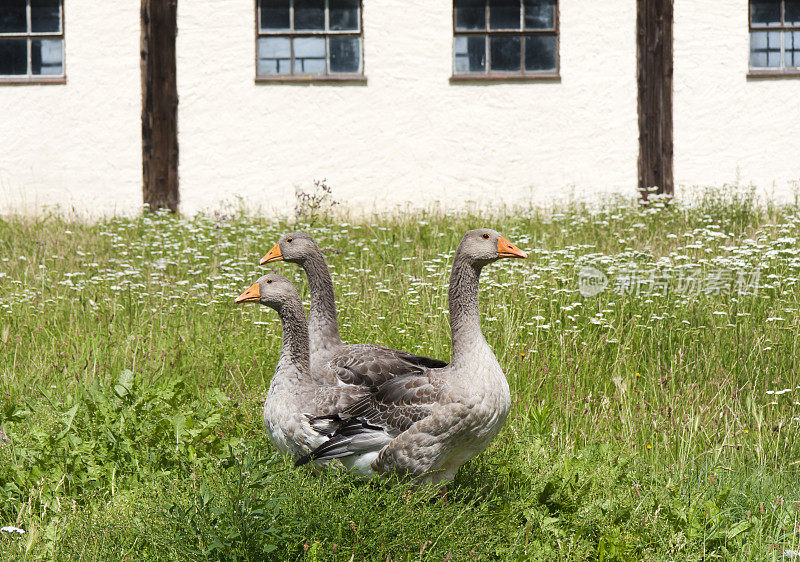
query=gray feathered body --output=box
[262,296,350,456]
[373,346,510,483]
[298,241,513,484]
[260,244,446,461]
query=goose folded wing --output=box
[296,374,443,466]
[331,347,434,388]
[375,346,448,369]
[351,373,442,432]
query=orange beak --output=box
[235,282,261,304]
[259,244,283,265]
[497,237,527,259]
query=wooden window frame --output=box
[748,0,800,77]
[451,0,560,82]
[254,0,366,83]
[0,0,65,84]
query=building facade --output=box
[1,0,799,216]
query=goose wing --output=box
[296,371,444,466]
[375,346,448,369]
[344,373,443,432]
[331,345,440,388]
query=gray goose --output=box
[296,229,527,484]
[259,232,447,388]
[235,274,354,457]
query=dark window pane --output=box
[329,35,360,72]
[31,0,60,32]
[330,0,358,30]
[260,0,290,30]
[0,38,26,74]
[750,30,782,67]
[524,0,554,29]
[525,33,556,70]
[31,37,62,74]
[257,36,290,75]
[787,30,800,67]
[293,36,325,74]
[750,0,781,26]
[294,0,324,30]
[489,0,520,29]
[786,0,800,25]
[455,0,485,30]
[454,35,486,72]
[0,0,26,33]
[490,35,521,70]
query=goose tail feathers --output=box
[295,417,389,468]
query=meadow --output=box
[1,189,799,560]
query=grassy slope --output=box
[1,191,799,560]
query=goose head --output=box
[260,232,317,265]
[457,229,527,266]
[235,273,298,310]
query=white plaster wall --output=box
[0,1,142,216]
[674,0,800,199]
[177,0,638,215]
[3,2,798,217]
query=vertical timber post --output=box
[141,0,179,212]
[637,0,673,200]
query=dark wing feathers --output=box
[335,372,442,432]
[297,345,446,468]
[371,375,441,430]
[306,414,340,436]
[389,348,448,369]
[295,417,385,466]
[298,372,444,466]
[332,344,446,388]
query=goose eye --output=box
[287,237,293,243]
[266,279,273,284]
[482,233,489,239]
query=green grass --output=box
[1,189,800,560]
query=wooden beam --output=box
[637,0,673,200]
[141,0,179,212]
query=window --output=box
[453,0,558,79]
[256,0,363,81]
[0,0,64,82]
[749,0,800,74]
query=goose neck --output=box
[448,256,486,363]
[277,297,311,376]
[301,250,342,351]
